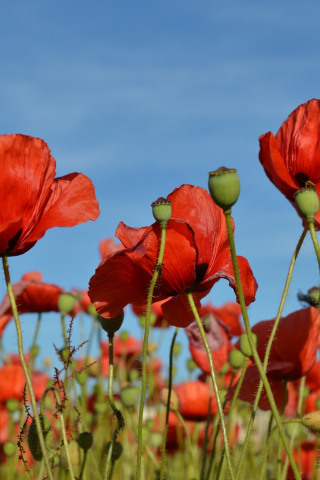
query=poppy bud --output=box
[120,386,140,408]
[219,389,227,404]
[160,388,179,412]
[187,359,197,372]
[173,343,182,357]
[151,197,172,225]
[208,167,240,212]
[229,349,245,369]
[87,304,98,318]
[3,441,17,457]
[76,370,88,385]
[57,293,76,314]
[94,401,108,415]
[219,362,229,375]
[145,418,154,430]
[106,441,123,461]
[30,345,40,358]
[6,398,20,413]
[99,310,124,334]
[294,187,319,220]
[77,432,93,452]
[27,414,53,461]
[308,287,320,306]
[302,411,320,432]
[129,369,139,383]
[150,432,162,448]
[120,331,129,341]
[240,333,258,357]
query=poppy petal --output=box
[161,291,207,328]
[116,221,151,248]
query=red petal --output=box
[0,217,23,255]
[174,381,217,421]
[0,315,12,337]
[99,237,123,260]
[161,291,207,328]
[189,341,229,375]
[116,221,151,248]
[201,301,244,337]
[89,220,197,318]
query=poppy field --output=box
[2,99,320,480]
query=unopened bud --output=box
[294,187,319,221]
[106,441,123,461]
[160,389,179,412]
[57,293,76,314]
[77,432,93,452]
[120,386,140,408]
[229,349,245,370]
[99,311,124,334]
[240,333,258,357]
[302,412,320,432]
[208,167,240,212]
[4,441,17,457]
[151,198,172,225]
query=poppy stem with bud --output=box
[1,256,55,480]
[160,326,179,480]
[136,198,170,480]
[187,291,235,480]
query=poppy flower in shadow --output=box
[99,237,124,260]
[229,307,320,411]
[200,301,244,337]
[131,299,169,328]
[0,134,99,256]
[185,313,231,374]
[173,380,217,421]
[89,185,257,328]
[259,99,320,228]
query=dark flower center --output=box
[295,172,309,188]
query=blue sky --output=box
[1,1,320,379]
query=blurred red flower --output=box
[0,134,99,256]
[99,237,123,260]
[287,441,320,480]
[186,313,231,374]
[229,307,320,411]
[173,381,217,421]
[259,99,320,228]
[89,185,257,328]
[0,365,25,403]
[200,301,244,337]
[131,299,169,328]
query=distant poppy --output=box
[186,313,231,374]
[99,237,123,260]
[72,289,92,314]
[200,301,243,337]
[131,299,169,328]
[0,134,99,256]
[89,185,257,328]
[0,365,25,403]
[229,307,320,411]
[259,99,320,228]
[287,441,320,480]
[173,381,217,421]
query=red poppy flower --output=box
[153,411,193,453]
[259,99,320,228]
[186,313,231,374]
[302,361,320,413]
[200,301,243,337]
[89,185,257,328]
[131,299,169,328]
[229,307,320,411]
[0,365,25,403]
[287,441,320,480]
[72,289,92,314]
[0,134,99,256]
[173,381,217,421]
[99,237,123,260]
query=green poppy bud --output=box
[120,331,129,341]
[219,362,229,375]
[187,359,197,372]
[145,418,154,430]
[151,197,172,225]
[106,441,123,461]
[57,293,76,314]
[208,167,240,212]
[27,414,53,461]
[87,304,98,318]
[229,349,245,369]
[120,386,140,408]
[77,432,93,452]
[150,432,162,448]
[76,370,88,385]
[308,287,320,306]
[129,369,139,383]
[173,343,182,357]
[4,441,17,457]
[294,187,319,220]
[302,411,320,432]
[6,398,20,413]
[99,310,124,334]
[219,389,227,404]
[94,401,108,415]
[240,333,258,357]
[30,345,40,358]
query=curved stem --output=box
[105,332,124,480]
[308,220,320,271]
[40,386,76,479]
[2,256,54,480]
[79,451,88,480]
[176,411,199,478]
[224,212,302,480]
[160,326,179,480]
[136,225,167,480]
[187,291,235,480]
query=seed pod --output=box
[240,333,258,357]
[120,386,140,408]
[294,187,319,220]
[77,432,93,452]
[99,311,124,334]
[27,414,53,462]
[57,293,76,314]
[106,441,123,461]
[151,197,172,225]
[208,167,240,212]
[302,412,320,432]
[229,349,245,369]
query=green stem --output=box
[1,255,54,480]
[214,361,249,480]
[40,386,76,480]
[187,291,235,480]
[281,376,306,480]
[224,212,303,480]
[136,225,167,480]
[200,382,213,480]
[79,451,88,480]
[37,458,45,480]
[308,220,320,271]
[277,379,288,480]
[176,410,199,478]
[160,326,179,480]
[105,333,124,480]
[29,312,41,375]
[127,409,159,470]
